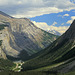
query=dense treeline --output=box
[0,59,16,71]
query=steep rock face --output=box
[0,11,58,60]
[22,20,75,72]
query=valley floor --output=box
[0,70,75,75]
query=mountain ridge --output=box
[0,11,58,61]
[0,11,13,18]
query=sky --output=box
[0,0,75,34]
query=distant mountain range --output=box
[0,11,58,61]
[22,20,75,73]
[48,30,61,36]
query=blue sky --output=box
[30,9,75,27]
[30,9,75,34]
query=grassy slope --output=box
[22,37,75,70]
[0,70,75,75]
[0,59,16,71]
[64,71,75,75]
[0,71,57,75]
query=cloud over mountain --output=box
[67,16,75,24]
[32,21,69,34]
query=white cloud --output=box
[58,14,69,18]
[12,7,63,18]
[67,16,75,24]
[58,15,63,18]
[0,0,75,18]
[63,14,69,17]
[67,20,72,24]
[32,21,49,30]
[51,22,57,26]
[71,16,75,19]
[61,23,64,25]
[32,21,69,34]
[17,1,22,4]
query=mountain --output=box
[0,11,13,18]
[0,59,15,71]
[0,11,58,61]
[22,20,75,73]
[48,30,61,36]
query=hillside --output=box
[0,11,58,61]
[0,59,15,71]
[22,20,75,73]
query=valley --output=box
[21,20,75,74]
[0,11,75,75]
